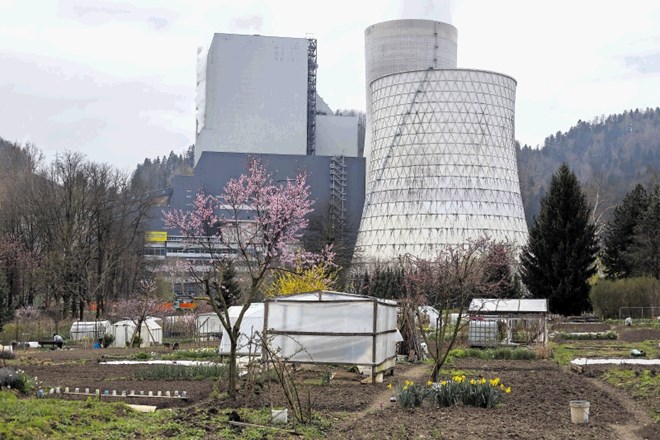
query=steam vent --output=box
[356,19,529,262]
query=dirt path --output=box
[334,362,430,435]
[584,376,656,440]
[363,362,430,415]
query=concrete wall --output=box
[195,34,309,164]
[315,114,358,157]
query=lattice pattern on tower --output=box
[356,69,529,262]
[329,155,347,239]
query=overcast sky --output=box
[1,0,659,171]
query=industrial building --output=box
[194,33,359,163]
[355,19,529,262]
[145,32,365,296]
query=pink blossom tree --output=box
[403,238,518,381]
[164,157,327,397]
[108,279,160,347]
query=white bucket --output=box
[570,400,590,424]
[271,408,288,424]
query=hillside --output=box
[517,108,660,226]
[3,107,658,231]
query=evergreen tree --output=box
[219,261,241,307]
[602,184,650,278]
[629,186,660,279]
[520,164,598,315]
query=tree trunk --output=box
[227,336,238,399]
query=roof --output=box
[267,290,397,306]
[112,318,162,329]
[469,298,548,313]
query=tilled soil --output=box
[13,347,660,439]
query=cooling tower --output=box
[364,20,458,173]
[356,20,529,262]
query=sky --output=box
[1,0,659,171]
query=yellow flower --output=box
[440,380,447,386]
[403,385,409,391]
[387,383,393,389]
[470,379,476,385]
[490,378,500,386]
[479,378,486,384]
[427,380,433,386]
[505,387,511,394]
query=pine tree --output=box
[602,184,650,278]
[520,164,598,315]
[219,261,241,307]
[629,186,660,279]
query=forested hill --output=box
[517,107,660,226]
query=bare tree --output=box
[403,238,517,381]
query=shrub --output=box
[0,367,37,393]
[102,334,115,348]
[590,277,660,319]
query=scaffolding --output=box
[306,38,318,155]
[329,155,347,239]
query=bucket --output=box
[569,400,590,424]
[271,408,288,424]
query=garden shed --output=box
[264,291,402,381]
[468,298,548,347]
[218,303,264,356]
[69,320,111,341]
[111,317,163,348]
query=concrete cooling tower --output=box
[356,20,528,262]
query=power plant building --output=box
[356,19,528,262]
[195,33,359,164]
[147,32,365,295]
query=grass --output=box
[0,391,205,439]
[134,364,227,380]
[602,369,660,422]
[551,340,660,366]
[0,391,333,439]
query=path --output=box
[335,361,430,435]
[584,375,656,440]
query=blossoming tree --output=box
[108,279,161,347]
[403,238,517,381]
[164,157,326,397]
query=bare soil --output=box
[14,344,660,439]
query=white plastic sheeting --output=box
[196,313,222,339]
[571,358,660,366]
[69,321,112,341]
[470,299,548,314]
[265,291,402,366]
[111,318,162,348]
[218,303,264,356]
